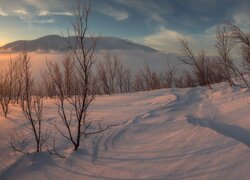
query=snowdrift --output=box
[1,82,250,179]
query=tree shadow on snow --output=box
[187,115,250,147]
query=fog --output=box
[0,50,182,77]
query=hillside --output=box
[0,35,157,53]
[1,81,250,179]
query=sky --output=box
[0,0,250,54]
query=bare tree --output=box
[227,22,250,46]
[173,70,195,88]
[47,0,113,151]
[18,53,49,152]
[122,68,132,93]
[41,70,57,98]
[178,38,212,89]
[0,59,17,117]
[116,60,127,94]
[9,53,48,153]
[97,61,111,94]
[207,58,226,84]
[215,25,236,86]
[164,60,177,88]
[227,22,250,76]
[241,41,250,71]
[216,24,249,87]
[133,71,146,92]
[232,26,250,69]
[133,63,161,91]
[62,55,76,97]
[12,56,25,104]
[173,75,185,88]
[97,53,131,94]
[97,53,119,94]
[184,71,196,88]
[0,71,10,117]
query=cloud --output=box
[52,12,73,16]
[14,9,28,15]
[31,18,55,24]
[143,27,185,53]
[11,9,56,24]
[37,10,49,16]
[150,13,166,24]
[143,27,216,55]
[97,5,129,21]
[22,0,68,12]
[0,0,73,15]
[233,11,250,29]
[0,8,8,16]
[116,0,172,25]
[37,10,73,17]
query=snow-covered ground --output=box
[1,82,250,179]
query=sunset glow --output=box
[0,0,249,53]
[1,1,250,179]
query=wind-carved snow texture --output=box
[1,83,250,179]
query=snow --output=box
[1,82,250,179]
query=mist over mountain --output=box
[0,35,157,53]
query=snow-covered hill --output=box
[1,81,250,179]
[0,35,157,53]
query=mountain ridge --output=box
[0,35,158,53]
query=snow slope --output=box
[1,82,250,179]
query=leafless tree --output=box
[215,25,236,86]
[9,53,48,153]
[97,53,119,94]
[133,71,146,91]
[122,68,132,93]
[227,22,250,74]
[164,60,177,88]
[116,61,128,94]
[216,24,249,87]
[133,63,161,91]
[41,70,57,98]
[97,53,131,94]
[18,53,49,152]
[173,75,185,88]
[241,41,250,71]
[47,0,113,151]
[184,71,196,88]
[97,64,110,94]
[62,55,76,96]
[0,71,10,117]
[12,57,25,104]
[179,38,212,89]
[227,22,250,46]
[0,59,17,117]
[207,58,226,84]
[173,71,195,88]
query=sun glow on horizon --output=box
[0,40,9,47]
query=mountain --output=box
[0,35,157,52]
